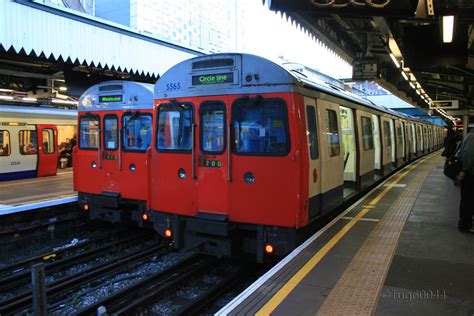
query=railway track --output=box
[0,234,165,315]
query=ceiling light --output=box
[409,82,416,89]
[442,16,454,43]
[389,53,400,68]
[0,95,14,100]
[22,97,37,102]
[59,86,68,91]
[401,71,409,81]
[52,99,77,105]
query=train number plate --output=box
[104,154,115,160]
[204,159,222,168]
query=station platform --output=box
[0,169,77,216]
[218,153,474,315]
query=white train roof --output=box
[78,81,154,112]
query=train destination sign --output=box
[99,95,123,103]
[192,73,233,85]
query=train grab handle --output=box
[192,123,196,179]
[227,122,232,182]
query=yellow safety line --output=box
[256,155,430,315]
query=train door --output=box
[229,95,297,226]
[121,112,153,200]
[151,102,195,215]
[357,111,375,190]
[305,98,322,218]
[196,100,228,215]
[381,118,393,174]
[340,106,357,197]
[101,114,119,193]
[37,125,58,177]
[372,114,381,179]
[318,100,344,214]
[398,121,406,163]
[74,114,101,193]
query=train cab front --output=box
[75,81,154,225]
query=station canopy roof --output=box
[263,0,474,115]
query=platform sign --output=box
[352,58,380,80]
[430,100,459,110]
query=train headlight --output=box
[178,168,186,179]
[244,172,255,184]
[91,161,97,168]
[129,163,136,172]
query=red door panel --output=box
[37,124,58,177]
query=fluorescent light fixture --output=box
[401,71,409,81]
[442,16,454,43]
[0,88,14,92]
[409,82,416,89]
[59,86,68,91]
[22,97,37,102]
[52,99,77,105]
[0,95,14,100]
[416,90,421,95]
[389,53,400,68]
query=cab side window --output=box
[79,116,99,150]
[325,109,340,157]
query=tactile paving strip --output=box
[316,154,438,316]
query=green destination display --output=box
[192,73,233,85]
[99,95,123,103]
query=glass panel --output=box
[123,114,152,151]
[42,129,55,154]
[19,130,38,155]
[201,102,225,154]
[233,98,289,155]
[325,109,340,157]
[361,116,374,150]
[306,106,319,159]
[104,116,118,150]
[79,116,99,149]
[0,130,11,156]
[157,104,192,151]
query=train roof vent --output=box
[99,84,123,92]
[192,58,234,70]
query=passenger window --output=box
[42,129,55,154]
[123,113,152,152]
[233,98,289,156]
[200,102,226,154]
[306,106,319,159]
[383,121,392,146]
[19,130,38,155]
[79,116,99,149]
[325,109,340,157]
[0,130,11,156]
[104,116,118,150]
[157,104,193,152]
[361,116,374,150]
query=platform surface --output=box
[218,153,474,316]
[0,169,76,214]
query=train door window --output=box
[325,109,340,157]
[389,120,396,163]
[398,123,405,158]
[361,116,374,150]
[104,115,118,150]
[79,115,99,150]
[372,115,381,173]
[383,121,392,146]
[19,130,38,155]
[42,129,55,154]
[232,98,289,155]
[156,103,193,152]
[200,102,226,154]
[411,124,416,152]
[0,130,10,156]
[306,106,319,159]
[123,113,152,152]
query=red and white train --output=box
[144,53,444,261]
[75,81,153,223]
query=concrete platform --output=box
[0,169,76,215]
[218,153,474,315]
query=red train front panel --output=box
[149,92,309,230]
